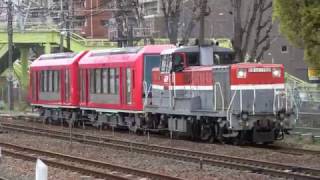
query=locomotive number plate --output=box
[248,67,271,73]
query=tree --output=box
[160,0,183,44]
[231,0,273,62]
[110,0,145,47]
[273,0,320,67]
[180,0,211,45]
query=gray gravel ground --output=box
[0,156,81,180]
[0,118,319,179]
[3,118,320,168]
[0,131,282,180]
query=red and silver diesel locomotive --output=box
[29,44,297,144]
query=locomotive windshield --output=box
[160,54,172,73]
[160,54,184,72]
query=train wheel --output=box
[200,123,212,142]
[212,122,222,142]
[233,131,244,145]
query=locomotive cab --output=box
[159,45,235,73]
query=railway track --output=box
[1,122,320,179]
[0,142,181,180]
[2,114,320,157]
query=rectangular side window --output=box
[115,68,119,95]
[95,69,101,94]
[89,69,96,94]
[102,69,108,94]
[109,68,115,94]
[43,71,47,92]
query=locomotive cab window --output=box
[186,52,200,66]
[160,54,172,73]
[172,54,184,72]
[213,52,235,65]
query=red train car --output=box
[29,52,88,121]
[78,45,174,127]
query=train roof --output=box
[161,45,233,55]
[79,44,174,66]
[30,51,88,68]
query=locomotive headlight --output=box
[237,68,247,78]
[272,68,281,78]
[241,112,249,121]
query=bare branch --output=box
[242,0,260,57]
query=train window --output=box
[160,54,172,73]
[95,69,102,94]
[89,69,96,93]
[172,54,184,72]
[102,69,108,94]
[40,71,43,92]
[44,71,48,92]
[187,53,200,66]
[39,70,60,93]
[88,68,119,95]
[213,52,235,65]
[110,68,116,94]
[53,71,60,92]
[49,71,53,92]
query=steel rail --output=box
[0,142,181,180]
[1,122,320,179]
[3,115,320,157]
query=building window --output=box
[281,45,288,53]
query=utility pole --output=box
[60,0,64,52]
[199,0,207,46]
[66,0,71,52]
[233,0,242,62]
[7,0,14,110]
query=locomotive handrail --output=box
[143,81,152,106]
[273,89,277,115]
[214,82,225,112]
[240,89,243,112]
[227,90,237,128]
[252,89,256,115]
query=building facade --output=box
[137,0,308,81]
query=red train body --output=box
[29,52,88,108]
[78,45,174,112]
[29,45,296,144]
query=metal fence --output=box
[0,84,29,111]
[286,74,320,129]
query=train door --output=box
[63,69,70,104]
[143,55,161,94]
[122,67,133,105]
[31,71,38,102]
[80,69,88,105]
